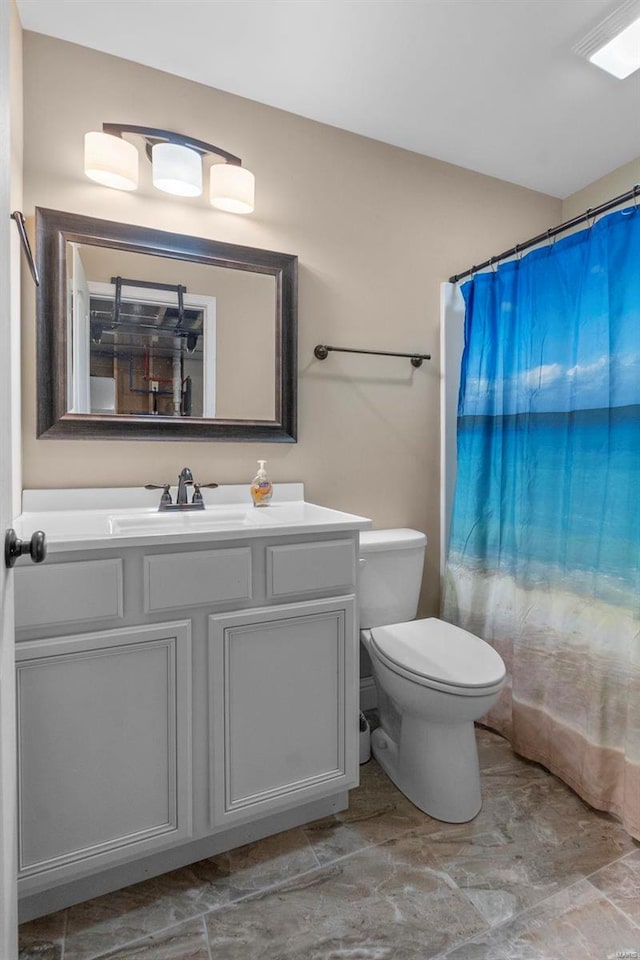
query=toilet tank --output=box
[359,529,427,629]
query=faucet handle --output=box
[191,481,218,506]
[144,482,172,506]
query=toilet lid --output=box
[370,618,506,689]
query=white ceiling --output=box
[16,0,640,198]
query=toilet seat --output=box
[368,618,506,697]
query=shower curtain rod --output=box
[449,183,640,284]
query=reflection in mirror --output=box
[66,243,276,421]
[35,208,297,442]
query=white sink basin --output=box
[108,507,253,535]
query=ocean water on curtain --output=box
[446,207,640,616]
[450,404,640,608]
[444,207,640,838]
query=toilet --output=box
[359,529,506,823]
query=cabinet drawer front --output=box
[145,548,252,612]
[16,621,192,880]
[266,539,355,598]
[15,559,123,629]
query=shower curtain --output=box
[443,205,640,839]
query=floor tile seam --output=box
[63,843,362,960]
[303,830,323,871]
[55,820,633,960]
[201,826,484,917]
[435,936,510,960]
[583,846,640,882]
[66,912,215,960]
[73,879,635,960]
[583,877,640,931]
[60,909,69,960]
[212,854,352,907]
[51,862,612,960]
[428,926,493,960]
[447,872,603,955]
[20,911,70,960]
[201,914,213,960]
[60,845,332,960]
[307,820,446,871]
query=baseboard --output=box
[360,676,377,711]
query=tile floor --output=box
[19,726,640,960]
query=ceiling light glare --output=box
[589,13,640,77]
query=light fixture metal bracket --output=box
[101,123,243,166]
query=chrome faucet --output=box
[176,467,194,505]
[145,467,218,511]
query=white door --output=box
[70,243,91,413]
[0,1,20,956]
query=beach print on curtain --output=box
[443,206,640,839]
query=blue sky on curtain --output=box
[443,204,640,839]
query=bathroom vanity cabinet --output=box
[13,488,368,920]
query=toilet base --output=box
[371,716,482,823]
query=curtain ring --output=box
[586,207,596,228]
[547,228,556,247]
[634,185,639,210]
[490,256,497,273]
[514,243,522,261]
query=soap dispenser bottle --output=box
[251,460,273,507]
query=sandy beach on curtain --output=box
[443,560,640,834]
[443,560,640,751]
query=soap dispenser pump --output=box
[251,460,273,507]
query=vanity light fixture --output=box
[84,131,139,191]
[152,142,203,197]
[575,0,640,78]
[84,124,255,213]
[209,163,255,214]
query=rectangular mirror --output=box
[36,208,297,441]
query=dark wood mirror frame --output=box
[36,207,297,442]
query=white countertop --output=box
[16,484,372,554]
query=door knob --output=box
[4,529,47,568]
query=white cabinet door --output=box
[209,596,357,827]
[16,622,192,889]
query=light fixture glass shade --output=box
[152,142,202,197]
[84,132,139,191]
[209,164,255,214]
[588,15,640,78]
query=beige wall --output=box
[562,157,640,221]
[22,32,561,614]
